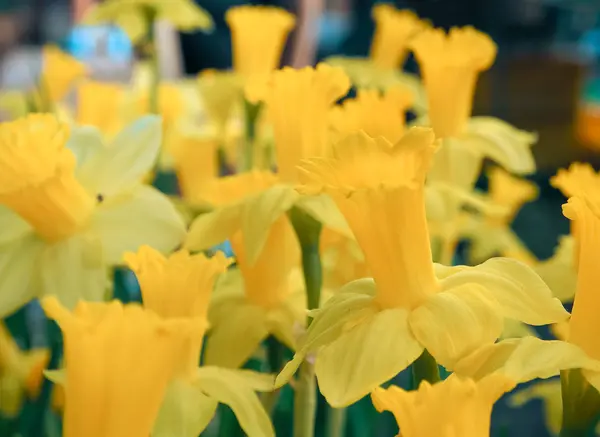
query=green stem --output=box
[289,207,322,437]
[242,99,262,171]
[560,369,600,437]
[325,407,347,437]
[411,349,440,388]
[144,7,160,115]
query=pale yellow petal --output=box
[465,116,537,174]
[275,287,377,388]
[315,308,423,407]
[204,301,269,369]
[241,185,299,265]
[295,194,353,238]
[185,204,244,252]
[39,234,107,308]
[0,234,42,318]
[452,336,600,383]
[534,236,577,303]
[507,379,562,436]
[440,257,569,325]
[194,367,275,437]
[501,319,537,340]
[156,0,214,32]
[409,284,504,368]
[153,379,219,437]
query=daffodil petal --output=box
[295,194,353,238]
[115,10,148,44]
[153,378,219,437]
[90,186,186,265]
[275,287,377,388]
[267,299,304,351]
[501,319,537,340]
[185,204,244,252]
[315,308,423,407]
[0,235,43,318]
[453,336,600,383]
[465,116,536,174]
[242,185,299,265]
[43,369,66,385]
[156,0,214,31]
[534,236,577,303]
[66,125,105,170]
[0,206,32,245]
[441,257,569,325]
[195,367,275,437]
[39,234,107,308]
[205,301,269,369]
[77,116,162,196]
[409,284,504,368]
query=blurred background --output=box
[0,1,600,436]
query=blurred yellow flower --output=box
[246,63,351,183]
[183,171,311,368]
[0,115,185,317]
[137,83,184,131]
[320,228,369,290]
[508,379,562,436]
[125,245,230,377]
[275,128,567,406]
[76,80,125,136]
[84,0,213,44]
[370,4,428,70]
[0,322,49,417]
[40,45,87,104]
[330,85,413,144]
[462,167,538,264]
[551,162,600,198]
[226,5,295,80]
[197,69,242,143]
[42,296,188,437]
[168,134,219,204]
[410,26,495,138]
[372,374,515,437]
[535,236,577,302]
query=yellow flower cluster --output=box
[2,3,600,437]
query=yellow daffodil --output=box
[410,27,535,177]
[182,171,310,368]
[137,83,184,131]
[0,114,185,317]
[40,45,87,104]
[370,4,427,70]
[462,167,538,264]
[41,296,189,437]
[0,322,49,417]
[246,63,351,183]
[324,5,428,113]
[76,80,126,137]
[84,0,213,44]
[125,245,230,377]
[551,162,600,198]
[124,245,275,437]
[372,373,515,437]
[320,228,369,290]
[330,85,414,144]
[275,128,568,407]
[226,5,295,80]
[197,69,243,143]
[168,133,218,205]
[451,198,600,397]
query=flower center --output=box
[0,115,95,242]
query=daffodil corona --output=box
[42,297,189,437]
[275,128,568,407]
[226,5,295,80]
[125,245,230,377]
[246,63,351,183]
[372,374,515,437]
[0,114,185,317]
